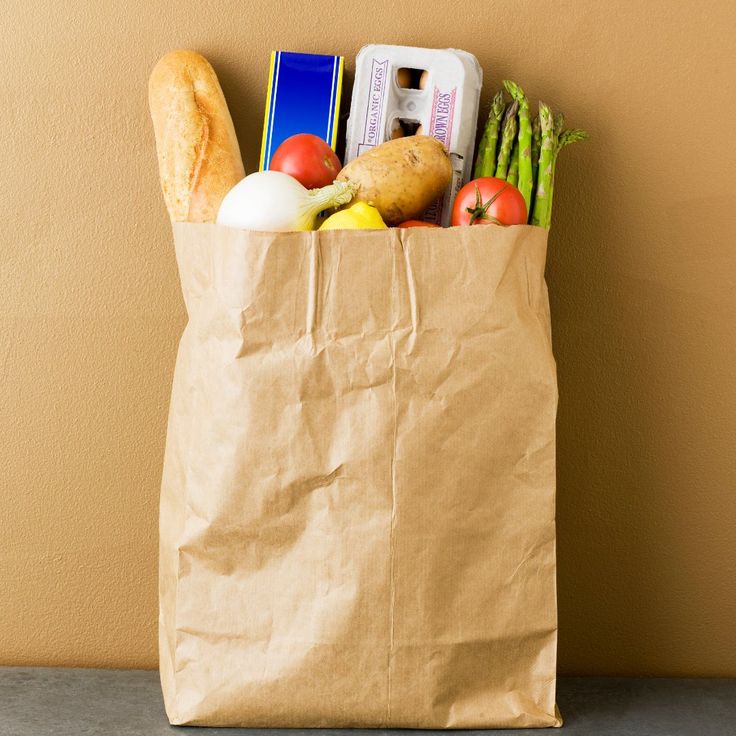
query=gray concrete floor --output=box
[1,667,734,735]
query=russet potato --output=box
[336,136,452,225]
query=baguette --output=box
[148,50,244,223]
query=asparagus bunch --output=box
[472,81,587,228]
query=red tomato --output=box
[451,177,527,227]
[397,220,440,228]
[269,133,342,189]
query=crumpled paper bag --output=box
[159,222,561,728]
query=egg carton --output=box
[345,44,483,226]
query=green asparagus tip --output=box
[503,79,527,102]
[557,128,589,149]
[491,90,506,115]
[538,101,552,120]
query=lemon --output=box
[319,202,387,230]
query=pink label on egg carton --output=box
[428,87,457,147]
[360,58,389,148]
[421,88,458,224]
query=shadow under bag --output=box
[159,223,562,728]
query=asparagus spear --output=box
[530,102,554,228]
[530,115,541,220]
[503,80,533,212]
[474,91,506,178]
[507,139,520,186]
[545,128,589,228]
[494,100,519,179]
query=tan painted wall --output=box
[1,0,734,676]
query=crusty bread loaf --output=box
[149,50,244,223]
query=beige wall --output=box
[1,0,735,675]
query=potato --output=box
[336,136,452,226]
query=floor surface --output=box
[1,667,734,735]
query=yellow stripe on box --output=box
[331,57,344,151]
[259,51,277,171]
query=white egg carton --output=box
[344,44,483,226]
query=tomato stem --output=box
[465,183,509,225]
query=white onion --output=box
[216,171,355,231]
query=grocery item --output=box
[398,220,440,227]
[543,127,588,228]
[336,136,452,226]
[269,133,342,189]
[216,171,354,231]
[319,202,386,230]
[148,50,244,223]
[494,100,518,180]
[503,80,533,211]
[259,51,344,171]
[473,90,505,179]
[451,177,527,227]
[557,128,589,154]
[506,140,520,187]
[474,81,587,229]
[531,114,542,187]
[531,103,555,229]
[344,44,482,225]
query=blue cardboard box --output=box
[259,51,344,171]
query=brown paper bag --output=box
[159,222,561,728]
